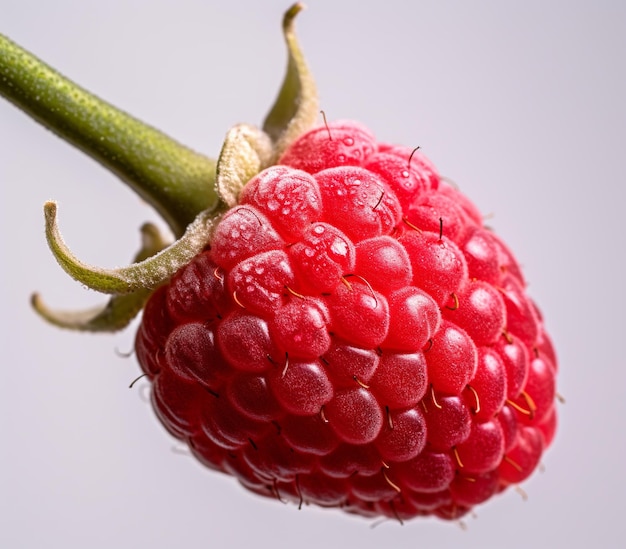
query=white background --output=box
[1,1,624,547]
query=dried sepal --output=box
[216,124,273,207]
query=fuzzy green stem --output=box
[0,33,218,237]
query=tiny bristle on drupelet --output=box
[135,120,558,522]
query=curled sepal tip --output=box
[263,2,318,161]
[216,124,273,207]
[44,201,220,295]
[32,221,168,331]
[31,290,152,332]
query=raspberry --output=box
[135,120,559,522]
[9,4,559,525]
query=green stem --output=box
[0,33,218,237]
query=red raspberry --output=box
[135,120,559,522]
[2,0,562,527]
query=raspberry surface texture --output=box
[135,120,558,522]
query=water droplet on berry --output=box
[330,241,348,256]
[343,137,354,146]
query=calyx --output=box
[0,3,318,331]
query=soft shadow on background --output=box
[1,1,624,547]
